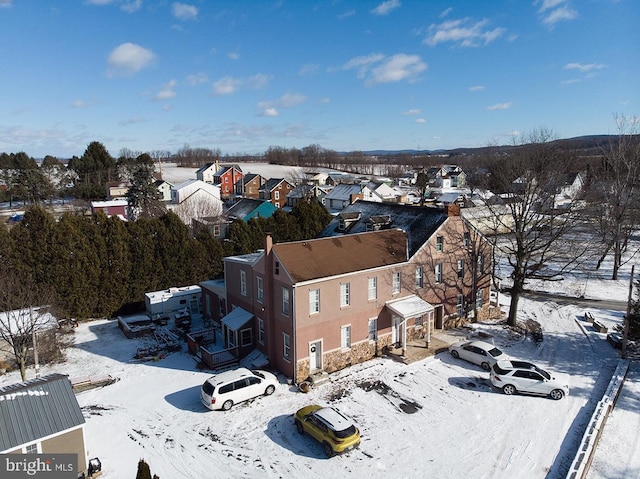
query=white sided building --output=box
[145,285,202,320]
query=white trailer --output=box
[145,285,202,320]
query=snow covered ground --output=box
[1,277,637,479]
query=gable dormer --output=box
[338,211,361,232]
[366,214,392,231]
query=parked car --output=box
[294,405,361,457]
[448,340,509,370]
[490,360,569,400]
[201,367,278,411]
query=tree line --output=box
[0,199,331,320]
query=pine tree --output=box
[135,459,152,479]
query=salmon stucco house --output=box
[201,202,493,384]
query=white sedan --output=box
[490,360,570,400]
[448,340,509,371]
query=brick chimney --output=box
[446,204,461,216]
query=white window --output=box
[25,443,38,454]
[368,318,377,341]
[309,289,320,314]
[457,294,464,317]
[476,288,483,309]
[457,259,464,278]
[463,231,470,247]
[257,277,264,303]
[415,314,424,327]
[283,333,290,360]
[435,263,442,283]
[274,190,280,200]
[282,288,290,315]
[340,283,350,307]
[436,236,444,252]
[478,254,485,273]
[258,318,264,344]
[240,270,247,296]
[341,325,351,349]
[240,328,253,346]
[392,272,401,294]
[415,266,423,288]
[368,277,377,300]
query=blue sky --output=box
[0,0,637,158]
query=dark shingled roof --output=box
[0,373,85,452]
[318,201,448,258]
[273,229,408,282]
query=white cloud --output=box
[369,54,427,84]
[371,0,400,16]
[338,9,355,20]
[0,0,12,8]
[485,102,512,111]
[469,85,486,91]
[561,78,581,85]
[71,99,87,108]
[564,62,605,72]
[257,93,307,116]
[118,116,145,126]
[211,77,242,95]
[403,109,421,115]
[107,42,155,77]
[155,80,177,100]
[415,118,427,124]
[537,0,577,26]
[424,18,506,47]
[86,0,141,13]
[299,64,320,76]
[186,73,208,86]
[343,53,426,85]
[247,73,271,89]
[439,7,453,18]
[172,2,198,20]
[228,52,239,60]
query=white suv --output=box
[490,360,569,400]
[201,368,278,411]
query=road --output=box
[523,291,628,312]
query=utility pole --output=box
[30,306,40,378]
[621,265,634,360]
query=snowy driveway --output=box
[29,296,619,479]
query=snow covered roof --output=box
[386,295,434,319]
[221,307,253,331]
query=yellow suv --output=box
[294,405,361,457]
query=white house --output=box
[196,162,220,184]
[170,179,221,204]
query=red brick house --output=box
[214,165,243,198]
[260,178,295,208]
[236,173,265,199]
[200,202,493,384]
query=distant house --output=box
[196,162,219,184]
[214,165,243,198]
[106,181,129,199]
[0,374,88,476]
[226,198,278,221]
[91,199,128,219]
[436,192,466,206]
[170,179,221,204]
[427,165,467,189]
[363,181,404,203]
[555,172,585,208]
[308,172,329,186]
[236,173,265,199]
[260,178,295,209]
[155,179,172,202]
[324,183,363,212]
[286,184,331,208]
[326,172,358,186]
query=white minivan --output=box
[200,367,278,411]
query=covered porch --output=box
[386,295,435,358]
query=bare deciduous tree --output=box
[472,128,589,327]
[0,271,57,380]
[585,114,640,279]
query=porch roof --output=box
[386,295,434,319]
[221,307,253,331]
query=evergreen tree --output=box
[68,141,116,199]
[125,153,166,220]
[135,459,152,479]
[9,206,56,286]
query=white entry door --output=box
[309,341,322,371]
[392,317,400,344]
